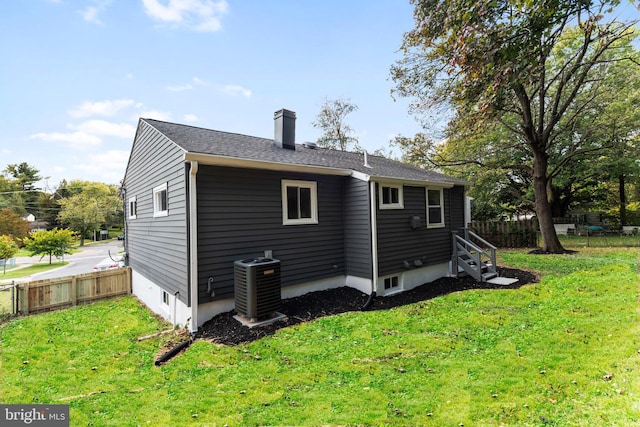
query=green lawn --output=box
[558,233,640,248]
[1,248,638,426]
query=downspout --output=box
[188,161,199,335]
[362,180,378,309]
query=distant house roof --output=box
[142,118,468,187]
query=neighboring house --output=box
[23,213,47,231]
[122,109,472,332]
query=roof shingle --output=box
[143,118,467,186]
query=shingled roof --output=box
[142,118,468,187]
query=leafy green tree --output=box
[23,228,74,264]
[3,162,42,216]
[0,235,19,274]
[312,98,360,151]
[0,175,24,213]
[0,208,31,243]
[58,181,122,246]
[392,1,638,252]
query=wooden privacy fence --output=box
[17,267,131,315]
[468,220,539,248]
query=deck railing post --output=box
[451,231,458,277]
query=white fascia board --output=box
[183,153,352,176]
[372,176,456,189]
[350,170,371,182]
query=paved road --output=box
[10,240,124,282]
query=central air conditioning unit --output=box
[234,258,281,321]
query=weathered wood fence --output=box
[17,267,131,315]
[468,220,539,248]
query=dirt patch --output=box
[155,327,192,364]
[197,267,538,346]
[528,248,578,255]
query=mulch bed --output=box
[197,267,539,346]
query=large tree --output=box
[312,98,360,151]
[0,208,31,243]
[3,162,42,216]
[392,0,638,252]
[58,181,122,246]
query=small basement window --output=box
[282,180,318,225]
[379,184,403,209]
[153,183,168,217]
[383,276,400,293]
[161,290,170,306]
[128,196,137,219]
[427,188,444,228]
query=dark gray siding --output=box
[344,178,372,279]
[376,184,464,277]
[448,185,466,231]
[196,166,346,302]
[123,121,189,304]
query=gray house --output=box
[122,109,474,332]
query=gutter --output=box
[367,180,379,305]
[188,160,199,334]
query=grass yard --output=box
[558,233,640,248]
[1,248,639,426]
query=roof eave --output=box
[370,175,468,189]
[183,152,353,176]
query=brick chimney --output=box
[274,109,296,150]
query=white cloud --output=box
[81,6,102,24]
[142,0,229,32]
[30,131,102,150]
[68,99,135,118]
[140,110,172,121]
[79,0,112,25]
[1,148,10,155]
[75,150,130,184]
[69,120,136,139]
[184,114,198,122]
[220,84,252,98]
[167,77,208,92]
[167,83,193,92]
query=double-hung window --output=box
[153,183,168,217]
[282,180,318,225]
[427,188,444,228]
[379,184,404,209]
[128,196,137,219]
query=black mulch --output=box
[197,267,539,346]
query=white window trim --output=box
[128,196,137,220]
[282,179,318,225]
[160,290,170,314]
[426,188,445,228]
[153,183,169,218]
[161,290,170,306]
[379,184,404,210]
[382,274,402,295]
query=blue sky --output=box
[1,0,424,188]
[2,1,638,189]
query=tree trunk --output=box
[533,151,565,252]
[619,173,627,227]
